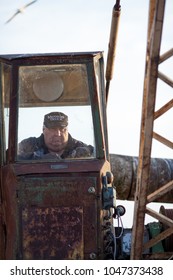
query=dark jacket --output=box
[18,133,94,160]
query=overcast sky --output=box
[1,0,173,227]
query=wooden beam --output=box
[146,207,173,227]
[143,227,173,251]
[159,48,173,63]
[153,132,173,149]
[147,180,173,203]
[154,99,173,119]
[158,71,173,87]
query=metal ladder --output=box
[130,0,173,259]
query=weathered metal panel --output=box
[16,175,100,259]
[1,165,18,259]
[0,200,4,259]
[22,206,83,260]
[0,169,4,259]
[1,159,111,260]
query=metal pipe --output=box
[106,0,121,101]
[110,154,173,203]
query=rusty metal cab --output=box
[0,52,115,260]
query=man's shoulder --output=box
[18,135,43,154]
[19,136,38,146]
[67,134,94,157]
[69,135,92,148]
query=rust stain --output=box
[22,206,83,259]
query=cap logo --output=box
[47,115,65,121]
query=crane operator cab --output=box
[0,52,119,260]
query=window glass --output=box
[1,63,11,162]
[17,64,95,161]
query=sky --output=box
[0,0,173,227]
[1,0,172,158]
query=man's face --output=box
[43,126,68,153]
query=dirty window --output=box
[17,64,95,161]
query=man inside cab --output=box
[18,112,94,160]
